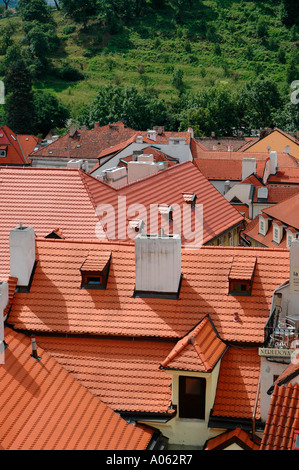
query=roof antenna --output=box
[31,336,41,361]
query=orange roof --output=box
[204,427,260,450]
[160,316,227,372]
[263,193,299,229]
[34,335,174,415]
[0,125,36,166]
[0,167,104,279]
[83,161,244,246]
[268,167,299,184]
[268,353,299,394]
[7,239,290,344]
[30,122,138,160]
[211,347,261,420]
[0,328,155,450]
[260,383,299,451]
[229,255,256,281]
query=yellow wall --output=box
[209,226,240,246]
[140,363,222,448]
[244,130,299,159]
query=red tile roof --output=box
[193,152,298,181]
[260,383,299,451]
[204,427,260,450]
[160,316,227,372]
[0,126,37,166]
[7,239,290,344]
[0,167,103,279]
[34,335,174,415]
[243,217,288,249]
[0,328,155,450]
[262,193,299,229]
[229,255,256,281]
[211,347,261,420]
[30,122,138,160]
[83,161,244,246]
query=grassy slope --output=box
[0,1,297,119]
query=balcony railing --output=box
[265,306,299,349]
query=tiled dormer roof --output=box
[204,427,260,450]
[160,316,227,372]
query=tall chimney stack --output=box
[9,223,36,290]
[134,232,181,297]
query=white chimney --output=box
[242,158,256,180]
[127,160,161,184]
[290,238,299,294]
[147,130,157,141]
[269,151,277,175]
[187,127,194,138]
[0,281,9,364]
[67,159,84,169]
[9,224,36,288]
[135,232,181,296]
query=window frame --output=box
[179,376,206,420]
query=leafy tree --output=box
[3,45,35,134]
[280,0,299,27]
[237,76,282,129]
[60,0,97,30]
[33,91,70,136]
[18,0,55,28]
[79,85,169,130]
[172,68,185,94]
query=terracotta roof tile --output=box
[229,256,256,281]
[160,316,227,372]
[34,335,174,415]
[204,427,260,450]
[212,347,261,420]
[260,383,299,450]
[7,239,290,344]
[0,328,154,450]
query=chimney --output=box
[242,158,256,180]
[0,281,8,361]
[224,180,231,194]
[290,238,299,294]
[134,232,181,297]
[187,127,194,138]
[269,151,277,175]
[94,122,100,128]
[9,224,36,289]
[147,130,157,141]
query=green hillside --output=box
[0,0,298,135]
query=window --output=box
[0,150,6,157]
[229,280,252,296]
[179,376,206,420]
[259,220,264,233]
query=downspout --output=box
[252,374,261,443]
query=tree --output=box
[60,0,97,30]
[33,91,70,136]
[237,77,282,130]
[18,0,55,28]
[3,45,35,134]
[79,85,169,130]
[280,0,299,27]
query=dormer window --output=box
[80,251,111,289]
[272,220,283,245]
[229,256,256,296]
[286,227,297,249]
[0,145,7,157]
[259,214,268,236]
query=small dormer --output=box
[182,192,197,209]
[0,145,7,157]
[258,213,268,236]
[158,204,173,222]
[80,251,111,289]
[228,256,257,296]
[272,220,283,245]
[286,227,297,249]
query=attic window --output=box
[179,376,206,420]
[128,219,144,233]
[259,214,268,236]
[80,251,111,289]
[272,221,283,245]
[229,256,256,296]
[293,431,299,450]
[0,150,6,157]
